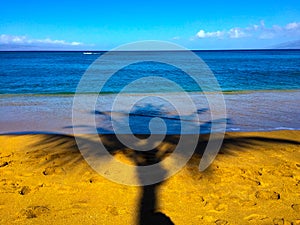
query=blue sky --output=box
[1,0,300,50]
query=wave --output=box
[1,89,299,97]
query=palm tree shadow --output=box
[92,103,226,225]
[102,104,182,225]
[26,103,300,225]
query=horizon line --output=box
[1,48,300,52]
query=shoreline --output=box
[1,127,300,136]
[0,130,299,224]
[1,89,300,97]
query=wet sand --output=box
[0,130,300,224]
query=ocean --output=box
[0,50,300,134]
[1,50,300,94]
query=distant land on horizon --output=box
[271,39,300,49]
[1,40,300,52]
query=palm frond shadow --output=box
[27,103,300,225]
[28,133,300,171]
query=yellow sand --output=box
[0,131,300,225]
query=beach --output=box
[1,50,300,224]
[1,0,300,223]
[0,131,299,224]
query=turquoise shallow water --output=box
[0,91,299,134]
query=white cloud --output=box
[196,30,224,38]
[195,21,300,40]
[0,34,83,46]
[0,34,26,44]
[196,27,249,39]
[228,28,248,38]
[70,41,81,46]
[285,22,300,30]
[196,30,205,38]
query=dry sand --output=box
[0,130,300,225]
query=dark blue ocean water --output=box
[0,50,300,94]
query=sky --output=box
[0,0,300,50]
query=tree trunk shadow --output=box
[138,184,174,225]
[135,150,174,225]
